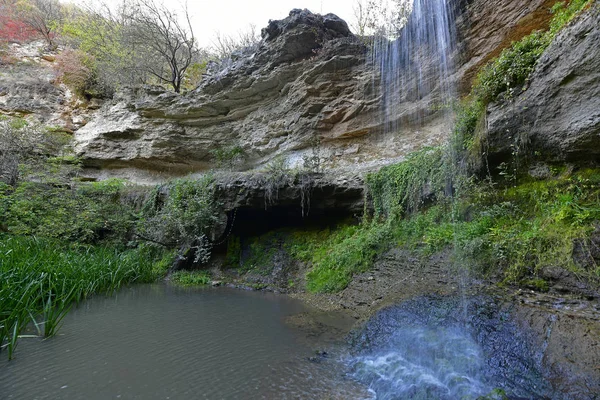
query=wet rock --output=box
[351,292,600,399]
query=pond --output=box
[0,284,366,399]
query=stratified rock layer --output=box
[75,0,567,180]
[486,1,600,165]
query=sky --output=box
[62,0,357,48]
[188,0,356,47]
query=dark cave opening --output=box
[211,204,358,255]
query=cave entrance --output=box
[212,204,357,255]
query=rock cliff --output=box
[486,1,600,166]
[0,41,98,132]
[73,0,569,182]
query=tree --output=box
[60,0,205,95]
[16,0,62,48]
[351,0,370,36]
[60,2,144,96]
[350,0,413,37]
[210,24,260,60]
[127,0,197,93]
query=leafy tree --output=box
[60,2,143,96]
[62,0,201,94]
[15,0,62,48]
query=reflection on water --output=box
[0,284,367,399]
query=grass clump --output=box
[240,233,280,274]
[170,270,212,286]
[0,236,167,360]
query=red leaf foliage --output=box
[0,9,37,43]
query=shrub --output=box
[0,14,37,43]
[53,48,97,96]
[4,179,138,243]
[137,175,221,253]
[475,31,551,104]
[170,270,212,286]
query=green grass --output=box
[170,270,212,286]
[0,235,167,360]
[293,167,600,293]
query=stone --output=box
[485,2,600,166]
[76,2,555,180]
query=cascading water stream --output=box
[371,0,457,134]
[348,1,494,398]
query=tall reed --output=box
[0,235,162,360]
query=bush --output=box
[137,175,220,252]
[3,179,138,243]
[53,48,97,96]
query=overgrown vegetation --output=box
[210,144,245,170]
[0,117,219,359]
[170,270,212,286]
[283,167,600,293]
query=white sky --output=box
[62,0,357,48]
[189,0,355,47]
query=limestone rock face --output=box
[486,2,600,165]
[73,1,597,182]
[75,9,386,177]
[0,41,99,131]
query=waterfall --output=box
[371,0,457,134]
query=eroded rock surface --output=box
[0,41,99,131]
[75,1,564,180]
[75,10,385,175]
[486,1,600,165]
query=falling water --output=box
[348,2,495,398]
[346,296,552,399]
[371,0,457,134]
